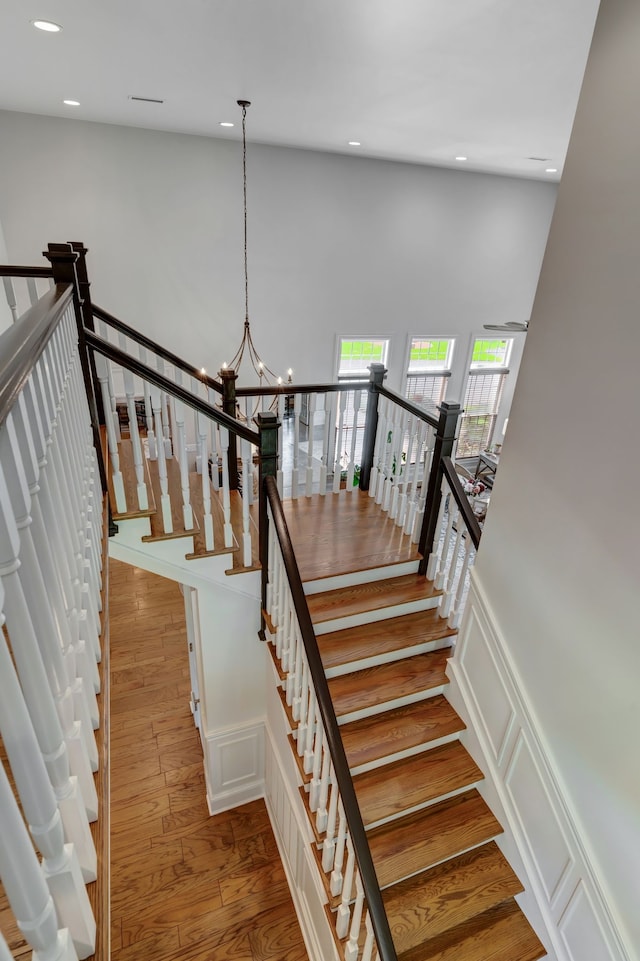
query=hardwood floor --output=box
[109,559,307,961]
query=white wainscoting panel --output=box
[448,576,633,961]
[204,721,265,814]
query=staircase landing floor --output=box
[282,490,421,582]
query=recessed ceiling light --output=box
[63,100,80,107]
[32,19,62,32]
[348,141,361,147]
[545,167,558,173]
[455,156,468,161]
[220,122,234,128]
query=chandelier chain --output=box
[242,102,249,327]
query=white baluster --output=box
[0,605,96,953]
[291,393,301,498]
[195,411,213,551]
[440,511,465,619]
[123,366,149,511]
[345,871,365,961]
[173,372,193,530]
[403,419,427,536]
[219,426,233,547]
[265,505,276,617]
[318,394,331,494]
[149,386,173,533]
[346,389,362,492]
[309,706,324,809]
[448,537,475,629]
[280,595,293,675]
[2,407,98,786]
[157,356,173,459]
[337,840,357,939]
[286,619,301,709]
[0,759,80,961]
[296,659,310,757]
[303,688,316,775]
[139,346,156,457]
[2,276,19,323]
[361,911,375,961]
[434,486,457,591]
[240,437,252,565]
[276,393,285,496]
[305,392,316,496]
[333,391,348,494]
[322,768,339,870]
[330,801,347,897]
[95,317,120,442]
[315,739,331,834]
[374,398,390,504]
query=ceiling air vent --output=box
[129,96,164,104]
[527,156,550,162]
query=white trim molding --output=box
[447,576,634,961]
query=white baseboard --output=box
[448,575,634,961]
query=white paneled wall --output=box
[447,578,633,961]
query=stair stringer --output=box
[264,657,341,961]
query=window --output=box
[338,338,389,377]
[336,338,389,469]
[406,337,454,408]
[457,338,512,458]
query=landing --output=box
[282,490,421,582]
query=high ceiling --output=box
[0,0,600,181]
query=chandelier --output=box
[220,100,290,387]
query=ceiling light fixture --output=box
[222,100,283,387]
[220,122,234,128]
[545,167,558,173]
[32,19,62,32]
[455,156,468,161]
[63,99,80,107]
[348,141,361,146]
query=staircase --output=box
[268,556,546,961]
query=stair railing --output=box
[426,455,483,628]
[0,277,108,960]
[262,474,398,961]
[83,329,269,567]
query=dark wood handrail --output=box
[84,329,260,445]
[92,304,223,396]
[378,384,440,429]
[441,456,483,549]
[0,284,73,429]
[0,265,54,278]
[263,476,398,961]
[235,379,368,397]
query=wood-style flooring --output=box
[109,559,307,961]
[282,489,420,582]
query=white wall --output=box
[474,0,640,953]
[0,109,553,412]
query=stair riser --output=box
[303,559,420,595]
[314,595,441,634]
[349,731,463,776]
[336,685,448,724]
[325,636,454,678]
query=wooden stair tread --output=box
[318,608,456,670]
[340,695,464,768]
[383,841,523,955]
[368,789,502,889]
[353,741,483,825]
[328,648,452,717]
[307,573,441,624]
[398,899,545,961]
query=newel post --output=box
[359,363,386,491]
[256,411,279,641]
[44,244,108,496]
[418,401,461,575]
[219,367,239,490]
[67,242,105,425]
